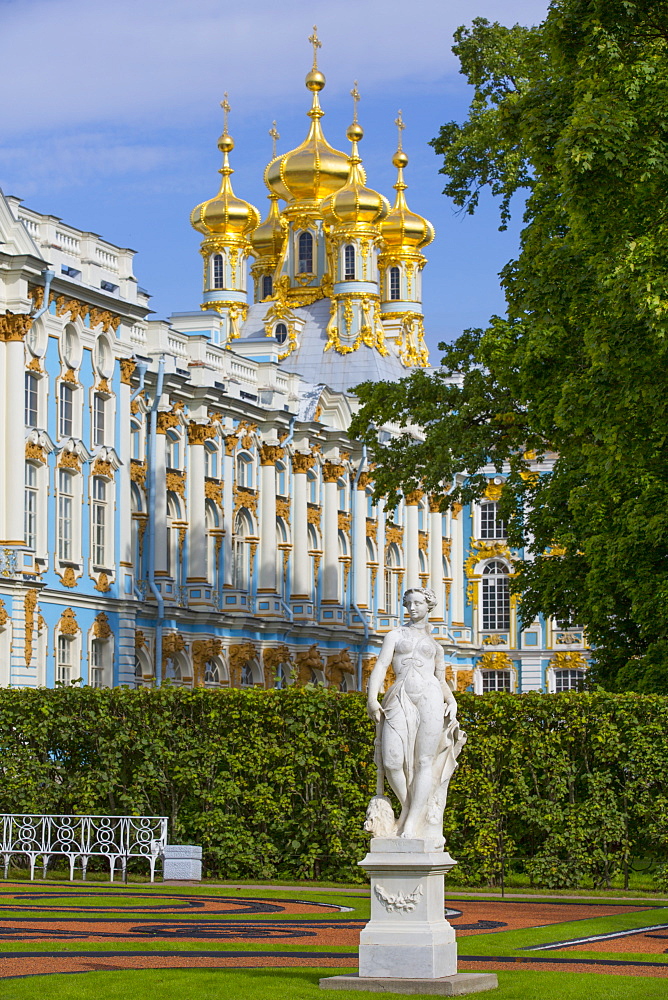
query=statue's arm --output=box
[366,632,397,722]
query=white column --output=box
[222,436,235,587]
[376,499,386,612]
[404,493,420,590]
[154,423,168,575]
[187,425,207,581]
[354,483,368,607]
[291,454,310,598]
[0,337,7,542]
[4,334,27,545]
[429,502,445,621]
[258,445,279,593]
[451,504,464,625]
[322,462,341,603]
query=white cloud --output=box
[3,0,549,135]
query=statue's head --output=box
[402,587,437,612]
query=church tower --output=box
[379,112,434,367]
[190,95,260,344]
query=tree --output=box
[350,1,668,692]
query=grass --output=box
[0,967,665,1000]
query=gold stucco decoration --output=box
[192,638,223,687]
[550,651,588,671]
[93,612,112,639]
[24,590,38,665]
[479,651,514,671]
[59,607,79,636]
[166,471,186,499]
[228,642,257,686]
[292,452,316,474]
[94,572,110,593]
[294,644,324,686]
[119,358,136,385]
[0,311,32,341]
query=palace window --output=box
[91,477,107,567]
[236,453,253,489]
[131,417,143,460]
[389,266,401,300]
[241,662,255,686]
[90,638,106,688]
[212,254,224,289]
[554,669,585,692]
[262,274,273,299]
[204,660,221,686]
[204,440,219,479]
[274,663,289,689]
[307,469,318,503]
[338,477,348,512]
[59,383,74,439]
[205,500,219,583]
[57,470,74,561]
[24,463,38,550]
[166,430,181,469]
[25,373,39,427]
[56,635,73,685]
[232,509,252,591]
[482,561,510,630]
[92,393,106,447]
[276,460,287,496]
[480,501,506,540]
[166,493,181,579]
[482,670,511,693]
[298,231,313,274]
[275,322,288,344]
[344,244,355,280]
[131,483,144,585]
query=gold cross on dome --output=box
[220,92,231,135]
[269,120,280,158]
[394,109,405,150]
[350,81,360,122]
[308,25,322,68]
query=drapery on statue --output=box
[365,587,467,849]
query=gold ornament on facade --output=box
[357,471,373,490]
[130,460,146,487]
[166,470,186,499]
[556,631,581,644]
[322,461,345,483]
[0,599,7,628]
[228,642,257,686]
[60,567,77,588]
[259,444,284,466]
[233,485,258,515]
[119,358,136,385]
[441,539,452,560]
[93,612,112,639]
[483,634,508,646]
[479,650,514,671]
[188,421,218,446]
[24,590,38,665]
[92,458,113,478]
[59,607,79,636]
[306,504,321,527]
[365,518,377,541]
[276,497,291,520]
[429,494,445,513]
[192,638,223,687]
[464,540,514,603]
[418,531,429,552]
[0,311,33,341]
[550,651,587,671]
[324,293,388,358]
[135,630,146,649]
[236,421,257,449]
[61,367,78,385]
[405,489,424,506]
[205,480,224,507]
[26,356,43,373]
[162,632,186,664]
[294,643,324,686]
[224,433,238,456]
[292,452,316,474]
[263,643,292,681]
[95,573,110,592]
[338,512,352,533]
[385,524,404,547]
[90,307,121,333]
[361,655,377,692]
[455,669,473,693]
[25,441,46,464]
[325,647,353,689]
[485,481,504,502]
[157,409,181,435]
[396,313,429,368]
[450,502,463,519]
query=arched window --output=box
[59,382,74,438]
[276,517,289,599]
[166,493,182,579]
[298,231,313,274]
[367,537,377,607]
[389,266,401,300]
[337,477,348,512]
[57,470,74,561]
[90,638,109,688]
[25,463,38,550]
[482,561,510,630]
[308,523,320,599]
[384,544,400,614]
[212,254,224,289]
[204,660,221,686]
[91,476,108,567]
[344,244,355,280]
[166,430,180,470]
[131,416,143,460]
[366,489,375,518]
[25,372,39,427]
[262,274,273,299]
[275,322,288,344]
[480,501,506,540]
[236,453,253,489]
[276,461,287,496]
[274,663,289,689]
[205,500,219,583]
[204,440,219,479]
[241,662,255,686]
[92,394,106,448]
[233,509,252,591]
[57,634,73,685]
[131,483,144,586]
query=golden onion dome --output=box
[321,122,390,228]
[265,69,351,204]
[251,191,286,258]
[381,148,435,251]
[190,130,260,243]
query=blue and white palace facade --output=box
[0,46,589,695]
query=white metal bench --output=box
[1,813,168,882]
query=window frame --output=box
[481,560,511,630]
[297,231,314,274]
[344,244,355,280]
[25,372,39,427]
[59,382,74,439]
[389,266,401,300]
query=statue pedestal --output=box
[358,837,458,979]
[320,838,497,995]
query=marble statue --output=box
[365,587,467,848]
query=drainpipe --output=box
[146,357,165,685]
[131,362,147,601]
[31,269,55,321]
[351,445,370,692]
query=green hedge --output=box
[0,687,666,887]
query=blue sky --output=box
[1,0,549,356]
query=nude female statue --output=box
[365,587,467,847]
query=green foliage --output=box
[0,688,667,888]
[349,1,668,691]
